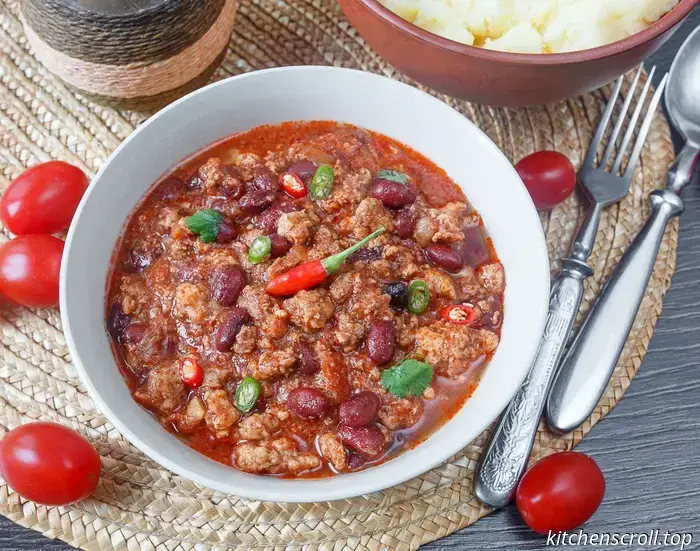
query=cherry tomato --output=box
[0,161,89,235]
[279,172,307,199]
[180,357,203,389]
[516,451,605,534]
[439,304,477,325]
[0,235,64,308]
[515,151,576,210]
[0,422,100,505]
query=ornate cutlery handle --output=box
[545,189,685,435]
[475,259,591,508]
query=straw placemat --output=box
[0,0,678,549]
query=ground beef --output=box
[283,289,335,331]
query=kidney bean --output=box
[269,234,292,257]
[250,166,278,193]
[221,166,245,198]
[214,307,249,352]
[287,387,329,419]
[337,425,386,460]
[298,341,320,375]
[186,174,204,190]
[240,191,275,215]
[123,244,161,273]
[424,243,464,273]
[210,265,246,306]
[157,175,186,201]
[287,159,317,183]
[107,304,130,338]
[394,209,416,238]
[121,323,146,344]
[371,180,417,208]
[257,207,281,235]
[366,320,396,365]
[459,224,490,268]
[347,452,365,470]
[347,246,382,264]
[339,391,381,427]
[215,221,237,244]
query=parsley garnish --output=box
[377,169,409,185]
[381,359,434,398]
[185,209,223,243]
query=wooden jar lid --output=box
[21,0,237,107]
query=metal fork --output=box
[474,66,668,509]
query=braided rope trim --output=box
[21,0,225,65]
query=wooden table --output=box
[1,8,699,551]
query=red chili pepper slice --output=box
[439,304,477,325]
[180,357,203,389]
[279,172,307,198]
[266,227,385,296]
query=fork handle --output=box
[475,259,591,508]
[545,189,684,435]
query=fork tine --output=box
[599,65,644,168]
[583,76,623,169]
[611,66,657,174]
[623,72,669,180]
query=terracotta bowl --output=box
[338,0,698,106]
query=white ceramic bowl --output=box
[61,66,550,502]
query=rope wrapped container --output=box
[20,0,238,108]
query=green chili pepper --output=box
[248,236,272,264]
[309,164,335,200]
[408,280,430,315]
[234,376,261,413]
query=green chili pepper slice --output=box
[309,164,335,200]
[248,236,272,264]
[407,280,430,315]
[234,376,261,413]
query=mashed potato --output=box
[379,0,679,53]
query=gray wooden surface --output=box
[1,8,699,551]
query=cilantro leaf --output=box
[377,169,409,185]
[186,209,223,243]
[381,359,434,398]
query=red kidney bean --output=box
[210,265,246,306]
[214,307,249,352]
[186,174,204,190]
[347,246,382,264]
[157,175,186,201]
[107,304,130,338]
[287,160,317,183]
[240,191,275,214]
[298,342,320,375]
[337,425,386,460]
[366,320,396,365]
[215,221,237,244]
[121,323,146,344]
[394,208,416,238]
[347,452,365,470]
[459,225,490,268]
[339,391,381,427]
[123,243,161,273]
[371,180,417,208]
[287,387,329,419]
[425,243,464,273]
[250,166,278,193]
[257,207,281,234]
[269,234,292,257]
[221,166,245,198]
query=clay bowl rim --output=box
[354,0,698,65]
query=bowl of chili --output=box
[61,66,550,502]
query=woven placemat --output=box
[0,0,678,549]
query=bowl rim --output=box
[354,0,698,64]
[60,66,551,501]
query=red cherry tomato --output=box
[516,451,605,534]
[0,161,89,235]
[439,304,477,325]
[180,357,203,389]
[279,172,307,199]
[0,235,64,308]
[0,422,101,505]
[515,151,576,210]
